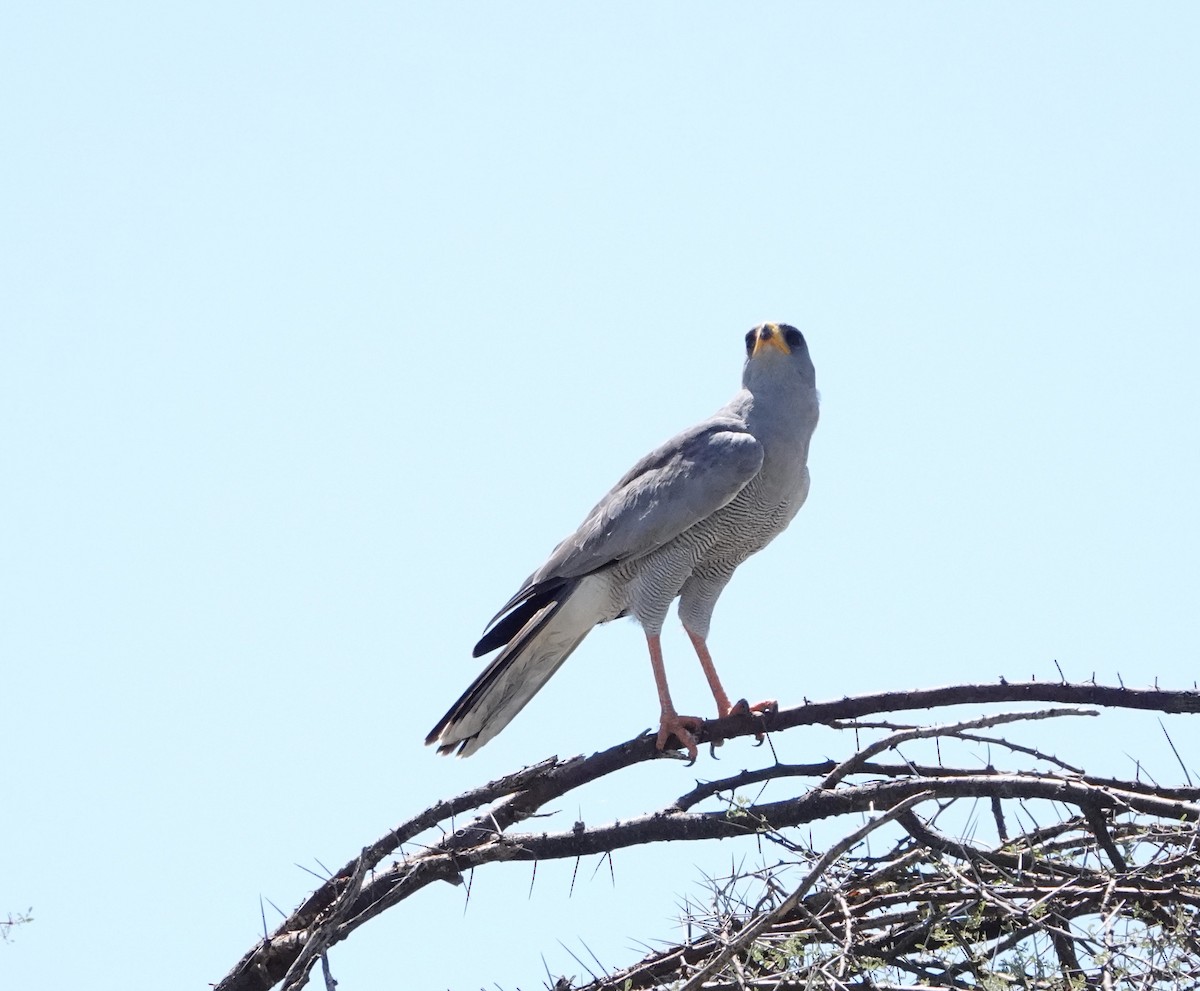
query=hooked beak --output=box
[751,323,790,357]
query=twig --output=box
[679,791,933,991]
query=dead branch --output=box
[212,680,1200,991]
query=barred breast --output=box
[609,465,810,637]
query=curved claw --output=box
[656,712,702,762]
[724,697,778,743]
[727,697,778,717]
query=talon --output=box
[753,699,779,729]
[656,712,702,762]
[721,697,777,742]
[721,697,777,719]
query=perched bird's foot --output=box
[656,712,703,762]
[727,697,777,717]
[725,698,778,742]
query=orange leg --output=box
[646,632,702,760]
[685,628,776,732]
[685,627,735,715]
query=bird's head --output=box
[742,322,815,391]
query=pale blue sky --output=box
[3,4,1199,989]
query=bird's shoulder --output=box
[530,413,765,582]
[605,413,761,493]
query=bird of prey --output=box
[427,322,819,759]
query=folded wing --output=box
[478,419,764,651]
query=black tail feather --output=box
[472,578,568,657]
[428,578,582,754]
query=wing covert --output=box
[531,420,763,583]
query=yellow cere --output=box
[753,323,791,357]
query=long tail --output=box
[426,573,609,756]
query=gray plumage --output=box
[427,323,819,757]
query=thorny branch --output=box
[212,681,1200,991]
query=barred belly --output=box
[607,474,799,636]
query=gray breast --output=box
[608,469,806,636]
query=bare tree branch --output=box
[213,680,1200,991]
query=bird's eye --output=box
[745,329,756,355]
[782,326,804,350]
